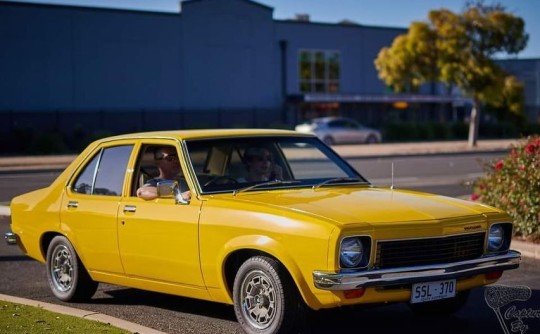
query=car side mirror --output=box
[156,180,190,205]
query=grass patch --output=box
[0,301,130,333]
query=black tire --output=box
[46,236,98,302]
[409,290,470,316]
[233,256,305,334]
[365,135,378,144]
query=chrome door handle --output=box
[67,201,78,208]
[123,205,136,213]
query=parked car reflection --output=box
[295,116,382,145]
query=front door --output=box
[117,197,204,287]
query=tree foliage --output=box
[374,1,528,146]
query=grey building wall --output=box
[0,2,183,111]
[275,21,405,96]
[181,0,280,110]
[0,0,537,138]
[498,58,540,122]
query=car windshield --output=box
[185,136,369,194]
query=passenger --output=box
[136,146,191,200]
[240,147,283,182]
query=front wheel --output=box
[233,256,305,334]
[46,236,98,302]
[365,135,378,144]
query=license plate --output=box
[411,279,456,304]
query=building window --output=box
[299,50,340,93]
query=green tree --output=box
[374,1,528,147]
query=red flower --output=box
[525,144,537,154]
[470,193,480,202]
[494,160,504,171]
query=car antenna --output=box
[390,162,394,190]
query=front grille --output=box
[375,232,485,269]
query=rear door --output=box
[61,142,134,275]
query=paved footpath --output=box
[1,138,537,333]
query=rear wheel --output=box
[233,256,305,334]
[46,236,98,302]
[409,290,470,316]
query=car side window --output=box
[73,145,133,196]
[344,120,358,129]
[329,120,346,129]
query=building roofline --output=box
[182,0,273,12]
[0,0,180,17]
[275,18,406,32]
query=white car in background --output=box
[295,116,382,145]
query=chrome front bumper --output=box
[4,232,18,245]
[313,250,521,290]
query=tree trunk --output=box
[468,98,481,147]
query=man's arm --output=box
[137,185,158,200]
[137,184,191,201]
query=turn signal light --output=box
[485,271,503,280]
[343,288,366,299]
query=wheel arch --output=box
[40,232,63,262]
[220,238,319,309]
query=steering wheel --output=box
[204,176,239,187]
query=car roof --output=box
[96,128,313,143]
[310,116,354,123]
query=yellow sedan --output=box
[6,129,520,334]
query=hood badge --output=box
[464,224,482,231]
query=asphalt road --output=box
[1,152,539,333]
[0,224,538,334]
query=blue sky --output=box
[6,0,540,58]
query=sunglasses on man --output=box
[156,153,178,162]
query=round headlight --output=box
[340,237,364,268]
[488,225,505,251]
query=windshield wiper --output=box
[312,177,367,190]
[233,180,301,196]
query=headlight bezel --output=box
[339,236,371,269]
[487,223,512,253]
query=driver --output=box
[136,146,191,200]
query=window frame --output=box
[69,142,135,197]
[298,49,341,93]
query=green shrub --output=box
[472,135,540,242]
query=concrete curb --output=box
[0,206,10,216]
[0,293,166,334]
[511,240,540,260]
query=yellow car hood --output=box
[233,187,498,225]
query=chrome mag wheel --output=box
[240,270,277,329]
[50,244,74,292]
